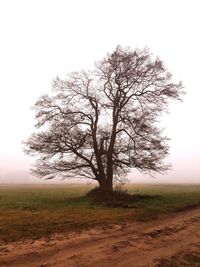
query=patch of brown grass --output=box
[0,208,135,243]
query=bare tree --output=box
[24,46,183,191]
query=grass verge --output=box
[155,250,200,266]
[0,183,200,243]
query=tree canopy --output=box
[24,46,183,191]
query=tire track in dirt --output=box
[1,207,200,267]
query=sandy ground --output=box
[1,208,200,267]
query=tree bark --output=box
[98,178,113,192]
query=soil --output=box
[1,207,200,267]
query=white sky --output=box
[0,0,199,184]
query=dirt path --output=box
[1,208,200,267]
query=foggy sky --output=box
[0,0,199,184]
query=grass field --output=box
[0,183,200,243]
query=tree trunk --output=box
[98,178,113,192]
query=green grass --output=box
[126,184,200,219]
[0,183,200,243]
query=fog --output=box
[0,0,199,184]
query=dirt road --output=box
[1,207,200,267]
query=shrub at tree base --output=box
[86,187,157,208]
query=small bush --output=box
[87,187,155,208]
